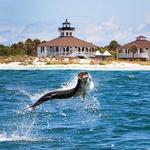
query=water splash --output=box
[79,96,101,130]
[0,113,38,142]
[0,133,37,142]
[61,75,77,90]
[89,74,94,90]
[128,75,135,79]
[84,97,100,112]
[61,73,94,91]
[20,89,49,102]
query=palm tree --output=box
[130,45,138,59]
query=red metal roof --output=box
[120,39,150,49]
[38,36,98,48]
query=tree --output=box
[32,39,41,56]
[33,39,41,46]
[130,45,138,59]
[9,47,25,56]
[108,40,120,51]
[24,38,41,56]
[42,40,47,43]
[24,38,34,56]
[0,44,6,49]
[17,41,24,49]
[0,38,42,57]
[0,46,9,56]
[10,42,25,56]
[11,43,18,49]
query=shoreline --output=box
[0,62,150,70]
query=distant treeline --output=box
[0,39,46,56]
[0,39,120,57]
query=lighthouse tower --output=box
[58,19,75,37]
[37,19,98,58]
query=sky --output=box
[0,0,150,46]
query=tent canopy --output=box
[95,50,102,56]
[103,50,111,56]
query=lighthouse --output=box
[37,19,98,58]
[58,19,75,37]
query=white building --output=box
[118,36,150,60]
[37,19,98,58]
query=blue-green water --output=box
[0,70,149,150]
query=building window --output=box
[41,47,44,53]
[140,48,144,53]
[56,47,59,52]
[82,47,84,52]
[66,32,68,36]
[70,32,72,36]
[78,47,81,52]
[66,47,69,52]
[125,49,128,53]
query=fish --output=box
[24,72,92,110]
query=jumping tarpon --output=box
[26,72,92,110]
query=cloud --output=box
[77,20,135,46]
[0,18,150,46]
[77,18,150,46]
[0,19,24,44]
[0,19,58,45]
[19,22,57,41]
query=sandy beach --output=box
[0,61,150,70]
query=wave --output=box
[0,133,37,142]
[0,119,37,142]
[0,133,54,142]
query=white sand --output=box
[0,61,150,70]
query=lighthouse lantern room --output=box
[58,19,75,37]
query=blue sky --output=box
[0,0,150,46]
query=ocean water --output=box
[0,70,149,150]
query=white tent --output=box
[103,50,111,56]
[95,51,102,56]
